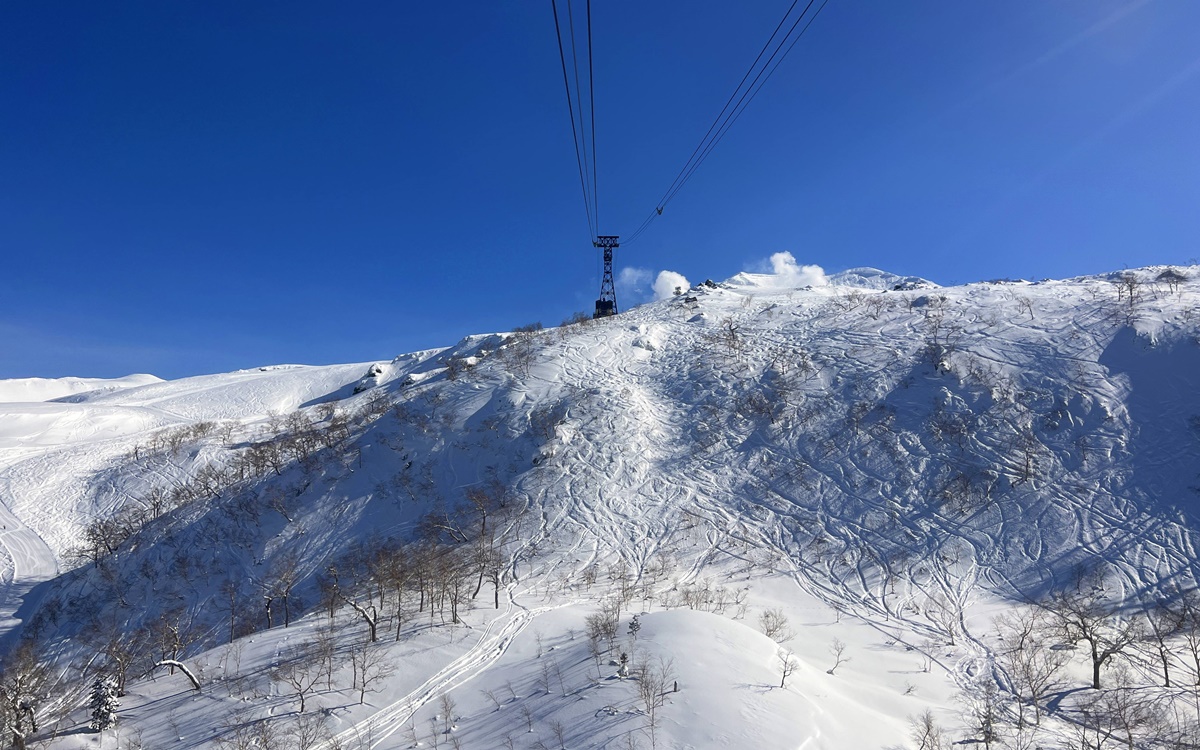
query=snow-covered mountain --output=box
[1,265,1198,749]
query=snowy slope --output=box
[2,265,1199,749]
[0,374,162,404]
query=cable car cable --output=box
[567,0,595,230]
[663,0,829,210]
[587,0,599,232]
[623,0,831,246]
[655,0,804,213]
[552,0,596,239]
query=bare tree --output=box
[284,711,332,750]
[549,719,568,750]
[1014,424,1043,485]
[635,656,675,749]
[463,483,506,598]
[85,623,151,697]
[272,645,323,713]
[778,649,799,688]
[1016,296,1035,321]
[962,679,1004,750]
[313,622,338,691]
[222,578,245,644]
[441,548,472,625]
[827,638,849,675]
[350,643,396,705]
[710,317,745,362]
[1075,667,1163,750]
[587,627,605,679]
[149,608,193,674]
[994,606,1067,725]
[1114,272,1143,313]
[342,595,379,643]
[316,566,341,621]
[1140,600,1183,688]
[908,709,945,750]
[758,608,794,644]
[439,693,457,735]
[1043,589,1143,689]
[268,552,302,628]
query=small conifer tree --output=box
[89,676,119,732]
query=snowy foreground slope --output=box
[1,266,1200,749]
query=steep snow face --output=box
[3,265,1200,749]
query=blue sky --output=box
[3,1,1198,379]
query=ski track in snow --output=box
[318,593,568,750]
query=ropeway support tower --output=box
[592,235,618,318]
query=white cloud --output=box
[652,270,690,301]
[754,251,827,288]
[615,267,691,306]
[617,267,653,304]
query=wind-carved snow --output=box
[0,265,1198,748]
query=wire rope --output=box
[587,0,599,232]
[663,0,829,209]
[552,0,596,240]
[623,0,831,245]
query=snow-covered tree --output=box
[89,676,118,732]
[0,641,50,750]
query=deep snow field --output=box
[1,265,1199,749]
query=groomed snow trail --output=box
[0,498,56,643]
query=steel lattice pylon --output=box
[592,235,619,319]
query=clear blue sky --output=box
[3,1,1198,379]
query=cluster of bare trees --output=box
[75,400,379,568]
[1108,268,1192,321]
[1157,268,1189,295]
[308,483,516,647]
[634,656,677,749]
[660,578,747,616]
[74,606,202,703]
[126,420,231,461]
[978,583,1200,749]
[216,710,342,750]
[3,486,516,746]
[0,632,189,748]
[319,538,473,642]
[269,638,393,713]
[499,322,545,378]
